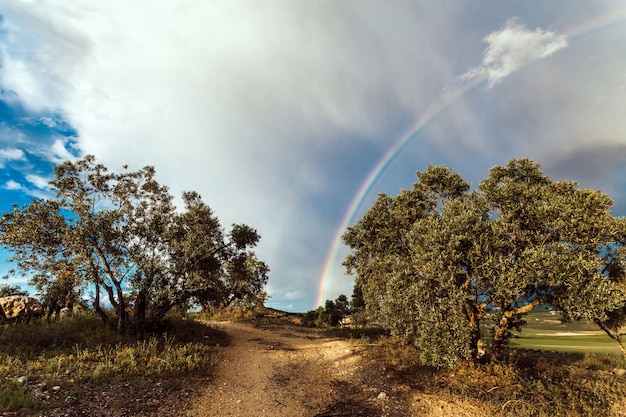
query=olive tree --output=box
[0,156,269,333]
[343,159,626,367]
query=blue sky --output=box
[1,1,626,312]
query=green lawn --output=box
[509,328,621,354]
[501,308,623,354]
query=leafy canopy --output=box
[343,158,626,367]
[0,156,269,333]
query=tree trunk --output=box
[491,315,510,362]
[112,281,127,333]
[595,320,626,359]
[464,300,487,364]
[93,284,113,329]
[133,290,147,335]
[491,299,542,362]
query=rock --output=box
[377,392,388,401]
[0,295,43,323]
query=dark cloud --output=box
[543,142,626,213]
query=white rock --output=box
[377,392,388,401]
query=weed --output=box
[0,382,42,413]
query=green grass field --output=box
[509,329,621,354]
[505,308,623,355]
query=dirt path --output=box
[185,321,407,417]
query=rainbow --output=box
[315,8,626,307]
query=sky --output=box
[0,1,626,312]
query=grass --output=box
[4,306,622,415]
[352,307,626,416]
[0,313,227,415]
[502,308,625,355]
[509,328,621,354]
[365,336,626,416]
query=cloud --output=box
[0,2,90,113]
[0,147,26,167]
[1,2,625,311]
[0,1,461,311]
[459,19,568,87]
[4,180,22,190]
[49,138,76,163]
[25,173,50,190]
[543,141,626,189]
[268,289,304,302]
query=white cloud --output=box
[0,1,457,312]
[4,180,22,190]
[49,138,75,163]
[25,174,50,190]
[460,19,568,87]
[22,116,58,128]
[0,148,26,167]
[268,288,304,302]
[39,117,57,128]
[0,2,90,113]
[3,179,49,200]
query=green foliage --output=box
[0,383,42,413]
[0,283,28,297]
[0,156,269,333]
[343,158,626,367]
[301,307,322,327]
[302,294,352,328]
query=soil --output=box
[183,321,414,417]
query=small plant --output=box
[0,382,41,413]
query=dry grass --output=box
[0,313,226,415]
[5,308,625,416]
[364,336,626,416]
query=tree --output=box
[36,269,82,320]
[478,160,626,360]
[0,284,28,297]
[0,156,269,333]
[302,294,351,328]
[301,306,323,327]
[561,230,626,358]
[343,159,626,367]
[347,284,368,328]
[349,284,365,313]
[343,166,469,321]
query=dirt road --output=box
[185,321,409,417]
